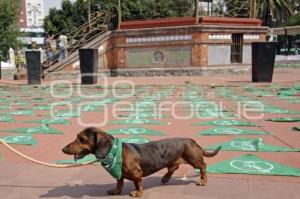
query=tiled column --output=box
[192,32,208,67]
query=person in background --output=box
[44,32,53,65]
[57,34,67,60]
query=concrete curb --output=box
[45,65,251,80]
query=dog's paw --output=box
[107,189,121,195]
[196,180,207,186]
[161,175,171,184]
[130,191,142,197]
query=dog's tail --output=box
[202,146,222,157]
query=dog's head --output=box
[62,127,114,161]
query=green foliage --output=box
[283,13,300,26]
[222,0,295,25]
[43,0,115,36]
[122,0,193,20]
[43,0,79,36]
[0,0,22,61]
[43,0,194,36]
[256,0,295,24]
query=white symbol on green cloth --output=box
[126,118,149,124]
[214,128,242,134]
[230,160,274,173]
[120,128,146,135]
[230,141,256,151]
[213,120,239,126]
[102,153,114,167]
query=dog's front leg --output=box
[130,178,143,197]
[107,178,124,195]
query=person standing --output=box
[57,34,67,60]
[44,32,53,65]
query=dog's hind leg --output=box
[107,178,124,195]
[161,164,179,184]
[184,153,207,186]
[188,157,207,186]
[186,159,207,186]
[183,141,208,186]
[196,162,207,186]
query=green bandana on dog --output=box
[99,138,123,179]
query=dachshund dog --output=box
[62,127,221,197]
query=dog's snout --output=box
[62,146,70,154]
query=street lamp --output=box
[0,54,2,79]
[84,0,91,30]
[249,0,256,18]
[118,0,121,29]
[0,50,2,79]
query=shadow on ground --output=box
[39,176,195,198]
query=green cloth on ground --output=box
[32,98,46,102]
[206,137,299,152]
[294,84,300,90]
[80,104,103,112]
[292,127,300,131]
[0,116,14,123]
[2,124,63,134]
[197,154,300,177]
[250,91,274,97]
[266,118,300,122]
[54,111,80,117]
[194,119,257,126]
[0,105,11,110]
[0,99,9,103]
[277,95,297,99]
[33,105,51,110]
[1,135,37,145]
[108,127,165,136]
[116,108,155,113]
[126,113,167,118]
[110,118,166,125]
[121,135,149,144]
[288,99,300,104]
[0,110,33,116]
[189,101,218,108]
[22,118,71,125]
[196,111,237,118]
[15,101,30,106]
[99,138,123,179]
[195,127,269,136]
[262,106,300,114]
[278,89,299,97]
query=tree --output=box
[256,0,295,25]
[222,0,295,25]
[43,0,195,36]
[43,0,78,36]
[0,0,21,61]
[121,0,193,20]
[284,12,300,26]
[44,0,112,36]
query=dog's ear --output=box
[93,130,113,159]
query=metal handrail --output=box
[45,11,108,70]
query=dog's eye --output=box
[79,137,86,144]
